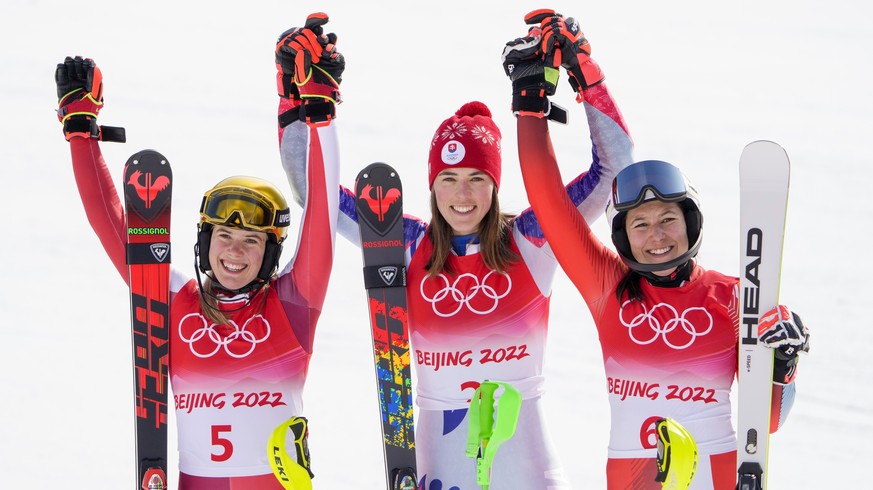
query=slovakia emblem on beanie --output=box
[428,101,502,189]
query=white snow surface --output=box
[1,0,870,488]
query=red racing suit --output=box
[68,112,339,489]
[285,83,634,489]
[517,115,798,490]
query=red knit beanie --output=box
[427,101,502,189]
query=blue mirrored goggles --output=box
[611,160,688,212]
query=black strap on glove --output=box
[62,116,126,143]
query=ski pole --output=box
[268,416,314,490]
[465,380,522,490]
[655,417,698,490]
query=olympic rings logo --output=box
[619,301,713,349]
[178,313,271,358]
[419,271,512,317]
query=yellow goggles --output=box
[200,186,290,233]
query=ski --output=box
[735,140,790,490]
[354,162,418,490]
[123,149,173,490]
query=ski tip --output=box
[356,161,397,175]
[739,140,790,171]
[742,140,787,156]
[125,149,171,167]
[744,139,780,147]
[355,162,402,186]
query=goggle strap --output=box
[274,207,291,228]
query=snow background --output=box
[1,0,870,487]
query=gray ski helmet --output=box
[605,160,703,273]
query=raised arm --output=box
[502,11,628,302]
[501,11,626,303]
[505,11,632,233]
[277,16,429,257]
[273,13,343,313]
[276,14,364,249]
[542,13,634,222]
[517,115,622,304]
[56,56,129,283]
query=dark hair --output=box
[615,260,695,303]
[425,188,518,277]
[616,271,645,303]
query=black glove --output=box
[275,13,345,127]
[55,56,125,142]
[759,305,810,384]
[501,9,566,123]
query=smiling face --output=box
[625,200,689,276]
[207,225,267,290]
[432,167,495,235]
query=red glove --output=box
[275,13,345,127]
[539,16,605,100]
[55,56,124,142]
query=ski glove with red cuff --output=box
[759,305,810,385]
[539,15,604,100]
[501,9,567,123]
[55,56,125,142]
[276,12,345,127]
